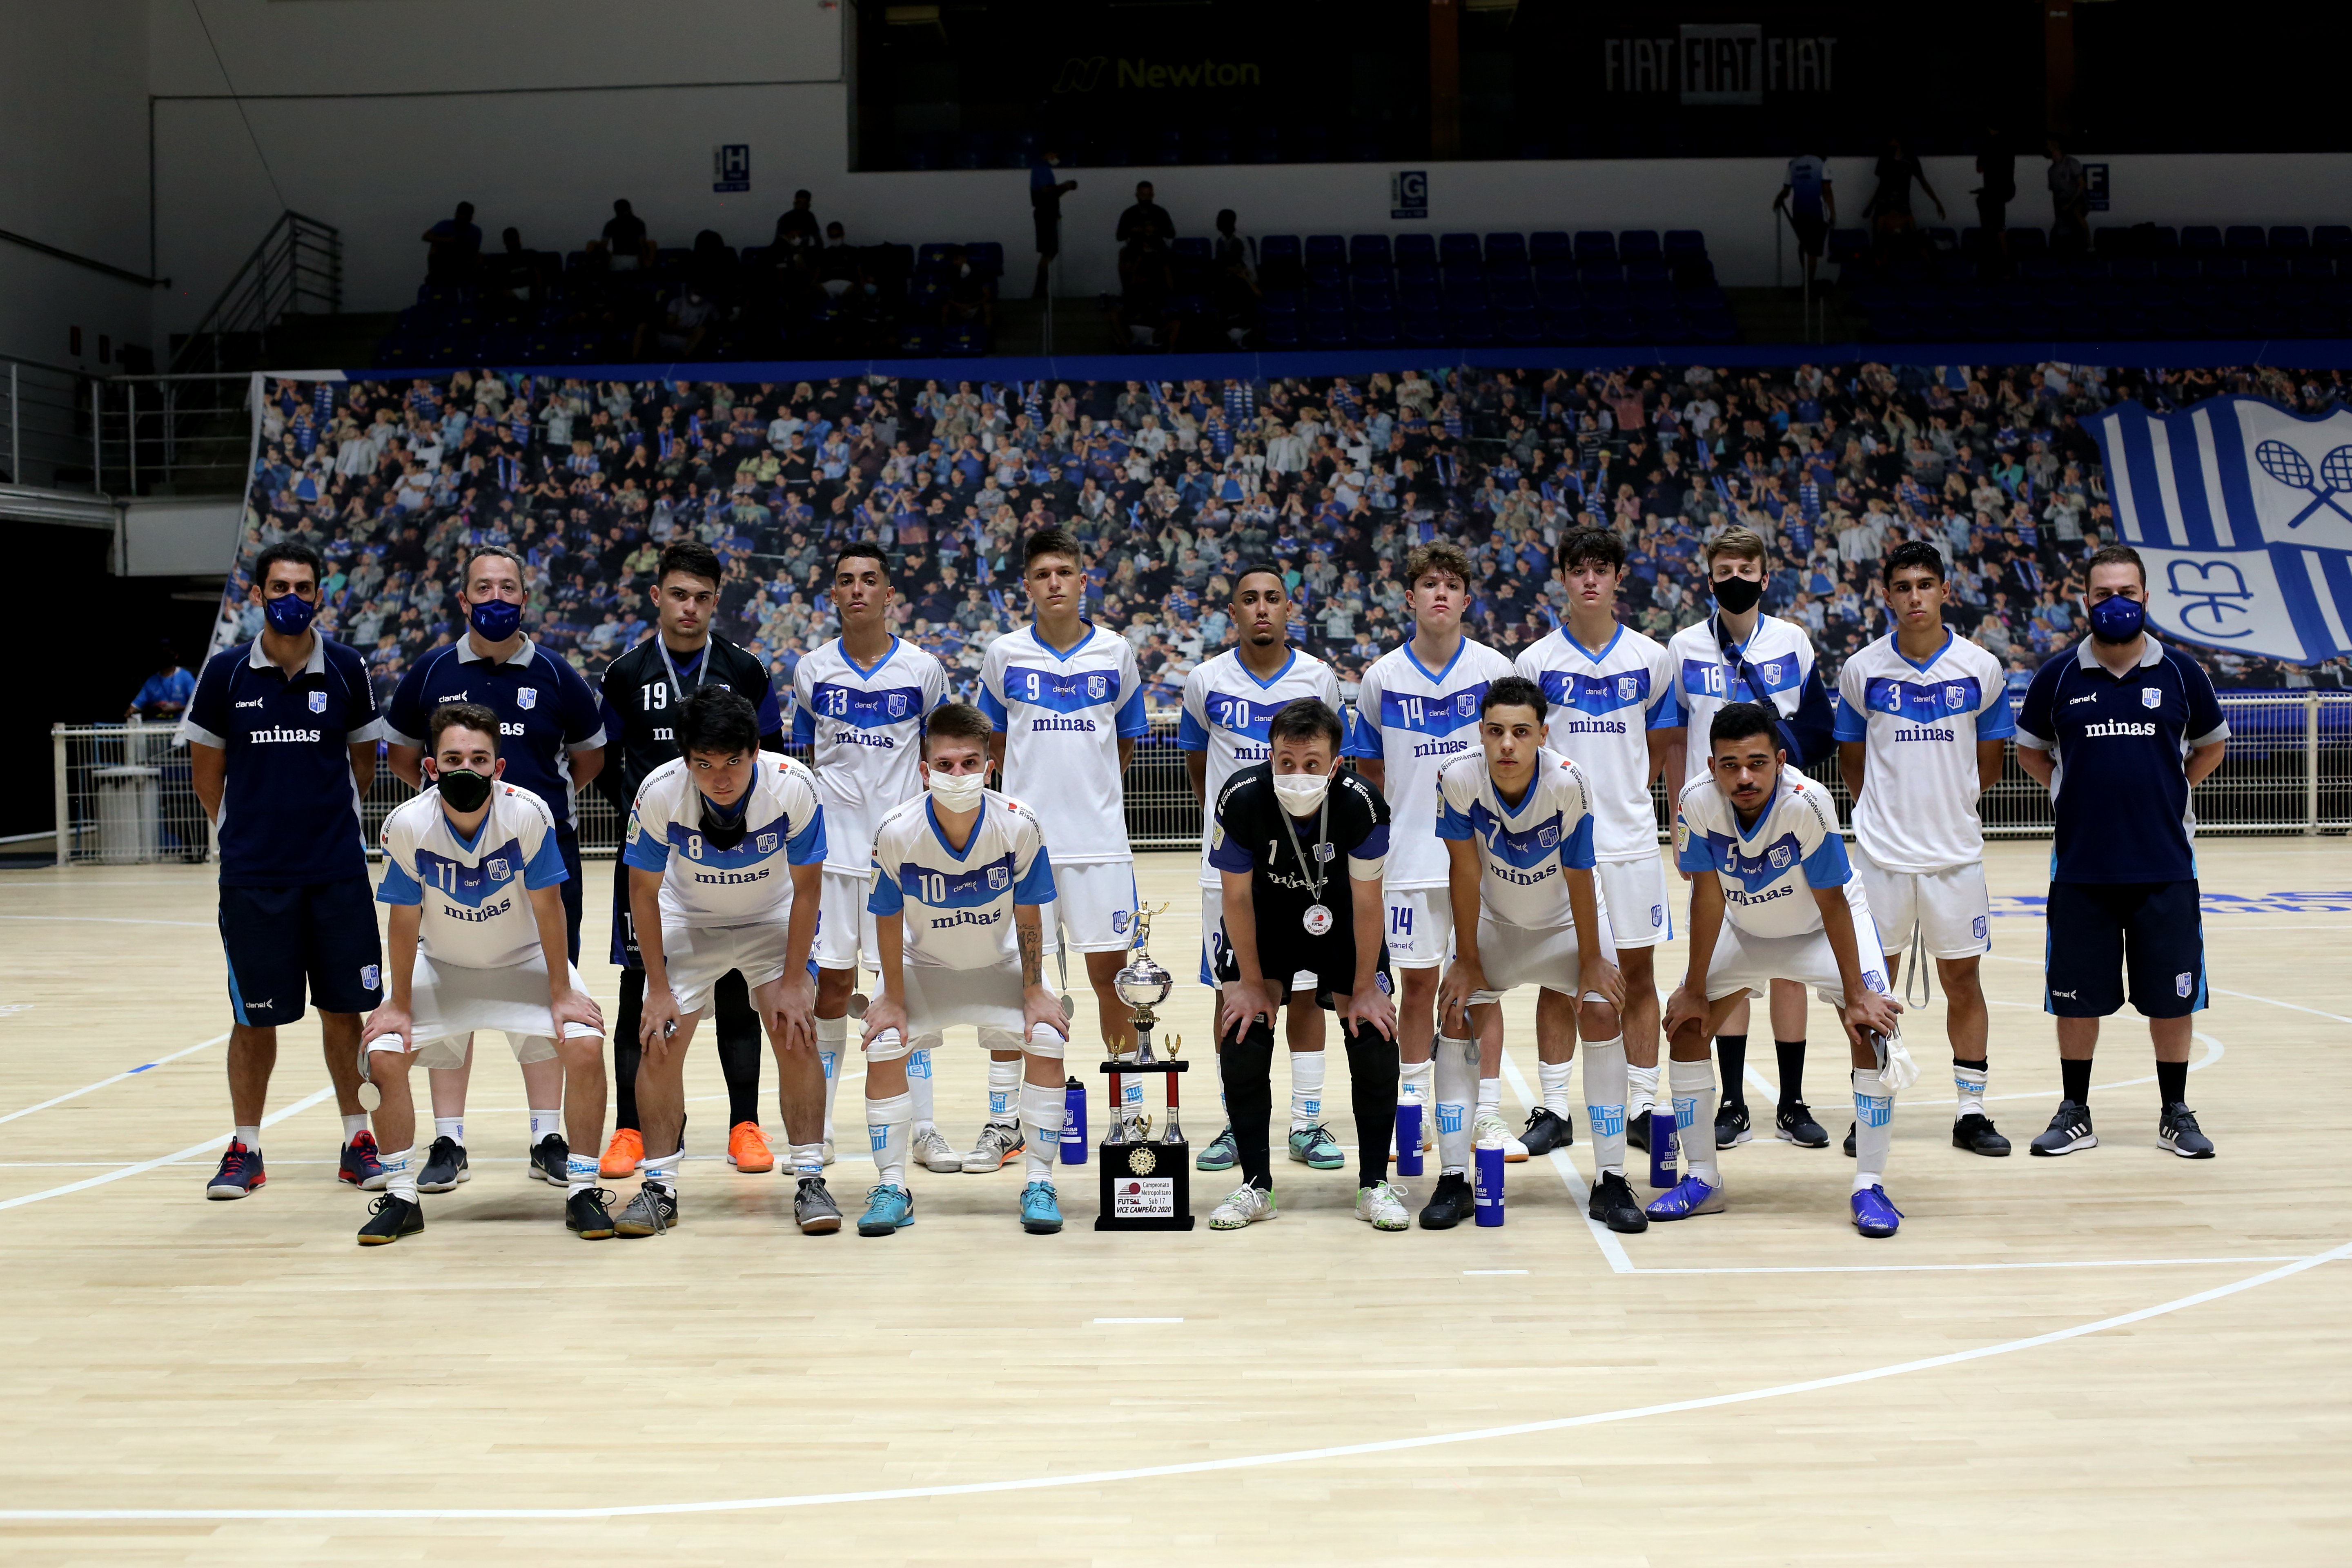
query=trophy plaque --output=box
[1097,904,1195,1230]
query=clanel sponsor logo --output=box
[2069,693,2100,705]
[2050,988,2078,1000]
[235,697,265,709]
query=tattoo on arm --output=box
[1020,921,1043,987]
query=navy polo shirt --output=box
[2014,635,2229,884]
[183,634,383,887]
[384,636,606,832]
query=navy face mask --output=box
[263,591,318,636]
[469,595,523,642]
[2088,593,2145,643]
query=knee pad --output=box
[1022,1023,1066,1061]
[1220,1013,1276,1054]
[865,1027,910,1064]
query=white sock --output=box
[1288,1048,1326,1131]
[341,1114,369,1142]
[1953,1060,1988,1119]
[986,1056,1021,1127]
[1669,1058,1720,1186]
[787,1141,824,1178]
[381,1145,417,1201]
[1537,1058,1575,1116]
[234,1124,261,1151]
[1019,1080,1065,1180]
[1627,1062,1660,1118]
[867,1091,912,1187]
[908,1045,938,1134]
[528,1108,561,1140]
[1476,1073,1501,1115]
[1399,1058,1434,1109]
[434,1117,465,1146]
[642,1145,683,1196]
[1852,1068,1894,1191]
[817,1014,848,1141]
[564,1150,597,1196]
[1581,1036,1629,1176]
[1434,1033,1476,1175]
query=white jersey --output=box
[1434,747,1601,929]
[623,753,826,927]
[978,621,1146,866]
[867,791,1056,971]
[791,636,951,876]
[1342,636,1516,889]
[1835,630,2015,873]
[1178,646,1341,887]
[1675,764,1856,940]
[1665,614,1819,786]
[1514,624,1676,862]
[376,782,567,970]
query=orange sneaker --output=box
[599,1127,644,1180]
[727,1121,775,1173]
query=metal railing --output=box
[94,373,255,498]
[0,353,101,492]
[169,211,343,375]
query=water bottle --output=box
[1474,1141,1506,1227]
[1394,1102,1425,1176]
[1060,1076,1087,1165]
[1648,1104,1679,1190]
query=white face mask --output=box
[927,768,986,812]
[1271,772,1331,815]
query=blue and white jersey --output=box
[1664,614,1819,786]
[791,636,951,877]
[978,622,1147,866]
[377,782,567,969]
[1834,630,2015,872]
[623,753,826,927]
[868,791,1056,971]
[383,637,606,831]
[1435,748,1601,929]
[1675,765,1857,940]
[1514,624,1677,862]
[1178,647,1341,887]
[1342,637,1516,889]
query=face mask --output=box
[928,768,987,812]
[468,595,522,641]
[1272,772,1331,816]
[263,591,317,636]
[2089,593,2145,642]
[435,768,494,812]
[1711,575,1764,615]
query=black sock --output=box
[1775,1039,1806,1107]
[2156,1058,2188,1107]
[1343,1022,1400,1189]
[613,968,644,1133]
[713,971,764,1127]
[1954,1057,1989,1073]
[1219,1018,1276,1190]
[1715,1034,1748,1108]
[2061,1056,2094,1106]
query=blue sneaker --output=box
[1018,1180,1063,1234]
[856,1183,915,1236]
[1644,1173,1726,1221]
[1196,1126,1238,1172]
[1850,1185,1904,1238]
[1287,1123,1345,1169]
[338,1131,387,1190]
[205,1140,266,1200]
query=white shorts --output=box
[368,953,599,1069]
[900,964,1060,1053]
[1468,910,1620,1006]
[1199,882,1318,991]
[814,866,880,971]
[1383,885,1454,970]
[659,920,792,1016]
[1702,888,1893,1009]
[1595,854,1673,949]
[1853,848,1991,960]
[1049,860,1138,953]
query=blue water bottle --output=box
[1648,1104,1679,1190]
[1474,1142,1506,1227]
[1395,1103,1425,1176]
[1060,1076,1088,1165]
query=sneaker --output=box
[565,1187,617,1239]
[1625,1107,1652,1154]
[2158,1102,2216,1159]
[2029,1100,2097,1157]
[857,1183,915,1236]
[726,1121,774,1173]
[1196,1125,1239,1172]
[1417,1172,1476,1230]
[615,1184,678,1237]
[795,1176,844,1234]
[1843,1121,1856,1158]
[1953,1112,2012,1156]
[599,1127,645,1180]
[1019,1180,1064,1234]
[205,1140,265,1200]
[1355,1180,1411,1231]
[1587,1170,1650,1234]
[1715,1100,1752,1148]
[1287,1123,1345,1169]
[528,1133,569,1185]
[912,1127,963,1174]
[960,1122,1024,1173]
[1520,1106,1575,1157]
[1850,1184,1904,1238]
[1473,1110,1530,1163]
[416,1136,470,1193]
[1645,1174,1726,1221]
[1774,1102,1829,1149]
[338,1132,386,1190]
[1208,1183,1276,1230]
[356,1193,424,1245]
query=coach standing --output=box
[183,541,385,1198]
[2013,545,2227,1160]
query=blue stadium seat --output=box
[917,243,956,270]
[1354,311,1399,347]
[1491,280,1535,314]
[1305,261,1345,291]
[1572,230,1616,261]
[1619,230,1661,261]
[1353,285,1396,316]
[2181,225,2223,255]
[1306,284,1348,315]
[942,320,987,356]
[1663,229,1707,257]
[1579,261,1624,286]
[1349,259,1393,290]
[1350,234,1391,266]
[2271,226,2311,253]
[2008,227,2048,256]
[1529,231,1573,261]
[1532,259,1578,288]
[1439,232,1482,264]
[1305,310,1352,348]
[1401,312,1446,347]
[2293,256,2338,280]
[1259,314,1301,348]
[1545,306,1588,342]
[1625,258,1670,285]
[1483,232,1526,263]
[2314,225,2352,254]
[1394,233,1438,266]
[1499,309,1544,346]
[1485,258,1530,288]
[1258,290,1301,318]
[1448,309,1495,346]
[1828,229,1870,264]
[966,242,1004,277]
[2225,225,2267,255]
[1304,234,1346,265]
[2249,255,2293,281]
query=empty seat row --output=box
[1262,229,1707,269]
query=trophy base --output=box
[1094,1136,1196,1230]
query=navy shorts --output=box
[552,822,582,964]
[610,849,641,969]
[2044,879,2206,1019]
[219,876,384,1026]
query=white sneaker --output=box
[961,1122,1025,1173]
[911,1127,962,1174]
[1354,1180,1410,1231]
[1474,1111,1530,1163]
[1207,1183,1277,1230]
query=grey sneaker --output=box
[794,1176,843,1233]
[615,1184,677,1237]
[912,1127,963,1174]
[2158,1102,2215,1159]
[2029,1100,2097,1157]
[961,1122,1024,1173]
[416,1136,470,1193]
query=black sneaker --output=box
[1775,1102,1829,1148]
[356,1194,423,1245]
[529,1133,569,1185]
[1625,1108,1652,1154]
[1520,1106,1575,1157]
[2029,1100,2096,1156]
[615,1184,678,1236]
[1587,1170,1649,1234]
[1417,1172,1476,1230]
[416,1136,470,1193]
[565,1187,617,1239]
[2158,1102,2215,1159]
[1953,1112,2012,1156]
[1715,1100,1752,1149]
[1842,1121,1856,1158]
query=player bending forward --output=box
[358,704,610,1244]
[855,703,1073,1236]
[1434,678,1642,1234]
[1655,703,1909,1238]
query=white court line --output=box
[3,1239,2341,1521]
[0,914,212,929]
[1633,1255,2305,1276]
[1982,951,2352,1025]
[1463,1269,1529,1275]
[1093,1317,1182,1324]
[1497,1053,1633,1273]
[0,1087,334,1213]
[0,1032,228,1126]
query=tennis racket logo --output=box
[2253,439,2352,528]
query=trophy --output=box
[1096,904,1196,1230]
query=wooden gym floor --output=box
[0,841,2345,1566]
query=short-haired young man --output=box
[1658,703,1907,1237]
[182,540,384,1198]
[1178,564,1344,1175]
[358,705,610,1244]
[1835,541,2016,1158]
[2014,544,2228,1158]
[854,703,1072,1236]
[792,544,953,1174]
[1435,678,1644,1234]
[620,688,831,1237]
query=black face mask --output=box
[699,794,749,850]
[1712,575,1764,615]
[437,768,494,811]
